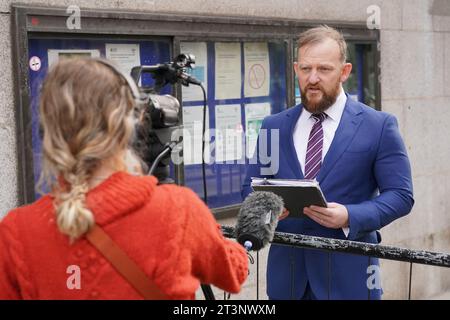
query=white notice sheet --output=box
[215,104,243,162]
[244,103,271,158]
[215,43,241,100]
[47,49,100,67]
[182,106,210,165]
[105,43,141,77]
[244,42,270,97]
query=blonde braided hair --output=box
[38,58,137,241]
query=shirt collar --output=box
[324,87,347,122]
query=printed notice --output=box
[180,42,208,102]
[244,43,270,97]
[215,104,243,162]
[245,103,271,158]
[105,43,141,77]
[182,106,210,165]
[48,49,100,67]
[215,43,241,100]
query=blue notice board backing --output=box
[182,41,287,208]
[27,38,171,199]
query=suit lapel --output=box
[317,98,364,184]
[282,105,304,179]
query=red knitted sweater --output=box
[0,172,248,299]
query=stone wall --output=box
[1,0,449,299]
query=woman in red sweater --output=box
[0,58,248,299]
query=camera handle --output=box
[147,141,177,176]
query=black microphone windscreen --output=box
[235,191,284,251]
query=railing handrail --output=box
[221,226,450,268]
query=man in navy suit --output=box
[242,26,414,300]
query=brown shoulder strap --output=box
[86,224,167,300]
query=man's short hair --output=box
[297,25,347,63]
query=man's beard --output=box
[300,81,341,114]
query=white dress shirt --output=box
[293,87,350,237]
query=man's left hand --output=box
[303,202,349,229]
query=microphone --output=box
[235,191,284,251]
[130,53,201,90]
[177,71,202,86]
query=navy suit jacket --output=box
[242,97,414,299]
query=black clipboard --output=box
[251,178,327,218]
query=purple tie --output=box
[304,113,327,179]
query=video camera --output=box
[130,55,215,300]
[130,53,200,183]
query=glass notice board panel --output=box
[27,37,171,199]
[180,41,287,208]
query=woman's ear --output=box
[134,107,145,123]
[124,148,146,175]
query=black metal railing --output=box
[220,225,450,300]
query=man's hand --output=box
[279,207,290,221]
[303,202,349,229]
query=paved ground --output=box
[426,291,450,300]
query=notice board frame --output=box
[11,4,379,218]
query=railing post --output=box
[328,252,331,300]
[257,251,260,300]
[368,256,371,300]
[408,262,413,300]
